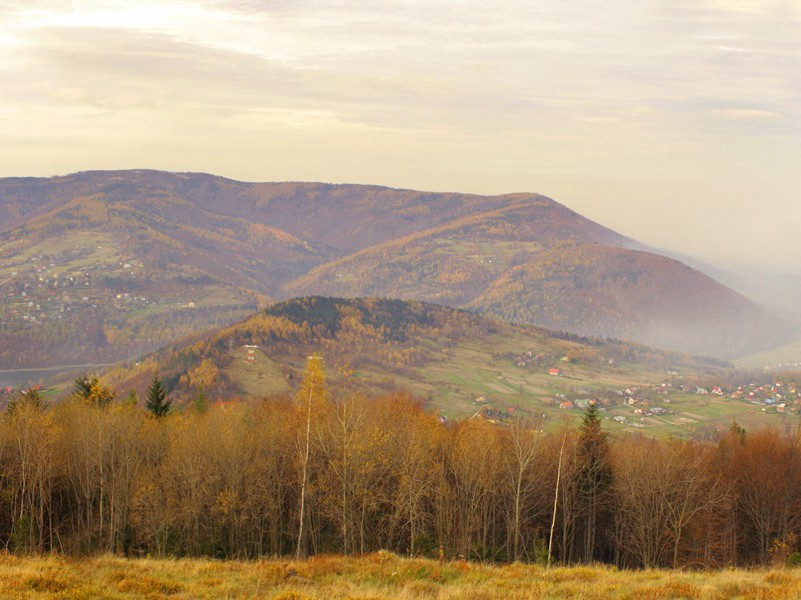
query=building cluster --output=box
[0,246,155,329]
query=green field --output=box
[103,296,797,439]
[736,331,801,370]
[220,322,794,437]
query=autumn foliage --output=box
[1,371,801,569]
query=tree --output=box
[6,387,45,414]
[191,388,208,414]
[73,375,115,407]
[295,355,329,559]
[125,390,138,407]
[504,416,543,561]
[574,402,612,563]
[145,376,171,418]
[613,436,726,568]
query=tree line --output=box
[1,358,801,569]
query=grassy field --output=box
[735,331,801,370]
[0,553,799,599]
[320,328,796,437]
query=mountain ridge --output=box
[0,169,790,365]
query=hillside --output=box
[101,297,800,438]
[0,170,789,366]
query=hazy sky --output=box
[1,0,799,267]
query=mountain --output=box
[0,169,789,367]
[100,296,800,438]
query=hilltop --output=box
[0,170,789,367]
[100,296,801,437]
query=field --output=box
[735,331,801,370]
[326,330,795,437]
[0,553,800,599]
[102,296,798,439]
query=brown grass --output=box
[0,552,798,599]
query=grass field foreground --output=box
[0,553,800,599]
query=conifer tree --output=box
[145,375,171,417]
[192,388,208,414]
[575,402,612,562]
[73,375,115,407]
[125,389,138,407]
[73,375,93,399]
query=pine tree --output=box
[192,388,208,414]
[575,402,612,563]
[125,389,138,407]
[73,375,93,399]
[73,375,115,407]
[145,375,171,418]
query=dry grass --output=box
[0,552,799,599]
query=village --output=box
[0,241,157,327]
[460,350,801,430]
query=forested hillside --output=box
[92,296,801,439]
[0,170,788,365]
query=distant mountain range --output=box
[0,169,790,366]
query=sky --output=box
[1,0,799,268]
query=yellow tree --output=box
[295,354,329,559]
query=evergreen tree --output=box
[192,388,208,414]
[575,402,612,562]
[73,375,93,399]
[125,389,138,407]
[73,375,115,407]
[145,375,171,418]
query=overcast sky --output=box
[1,0,799,267]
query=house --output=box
[549,368,561,376]
[559,401,573,410]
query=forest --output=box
[2,357,801,571]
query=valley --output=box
[1,171,797,439]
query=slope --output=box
[102,297,798,438]
[0,169,789,365]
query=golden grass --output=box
[0,552,799,599]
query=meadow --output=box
[0,553,799,599]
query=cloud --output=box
[1,0,800,267]
[712,108,784,120]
